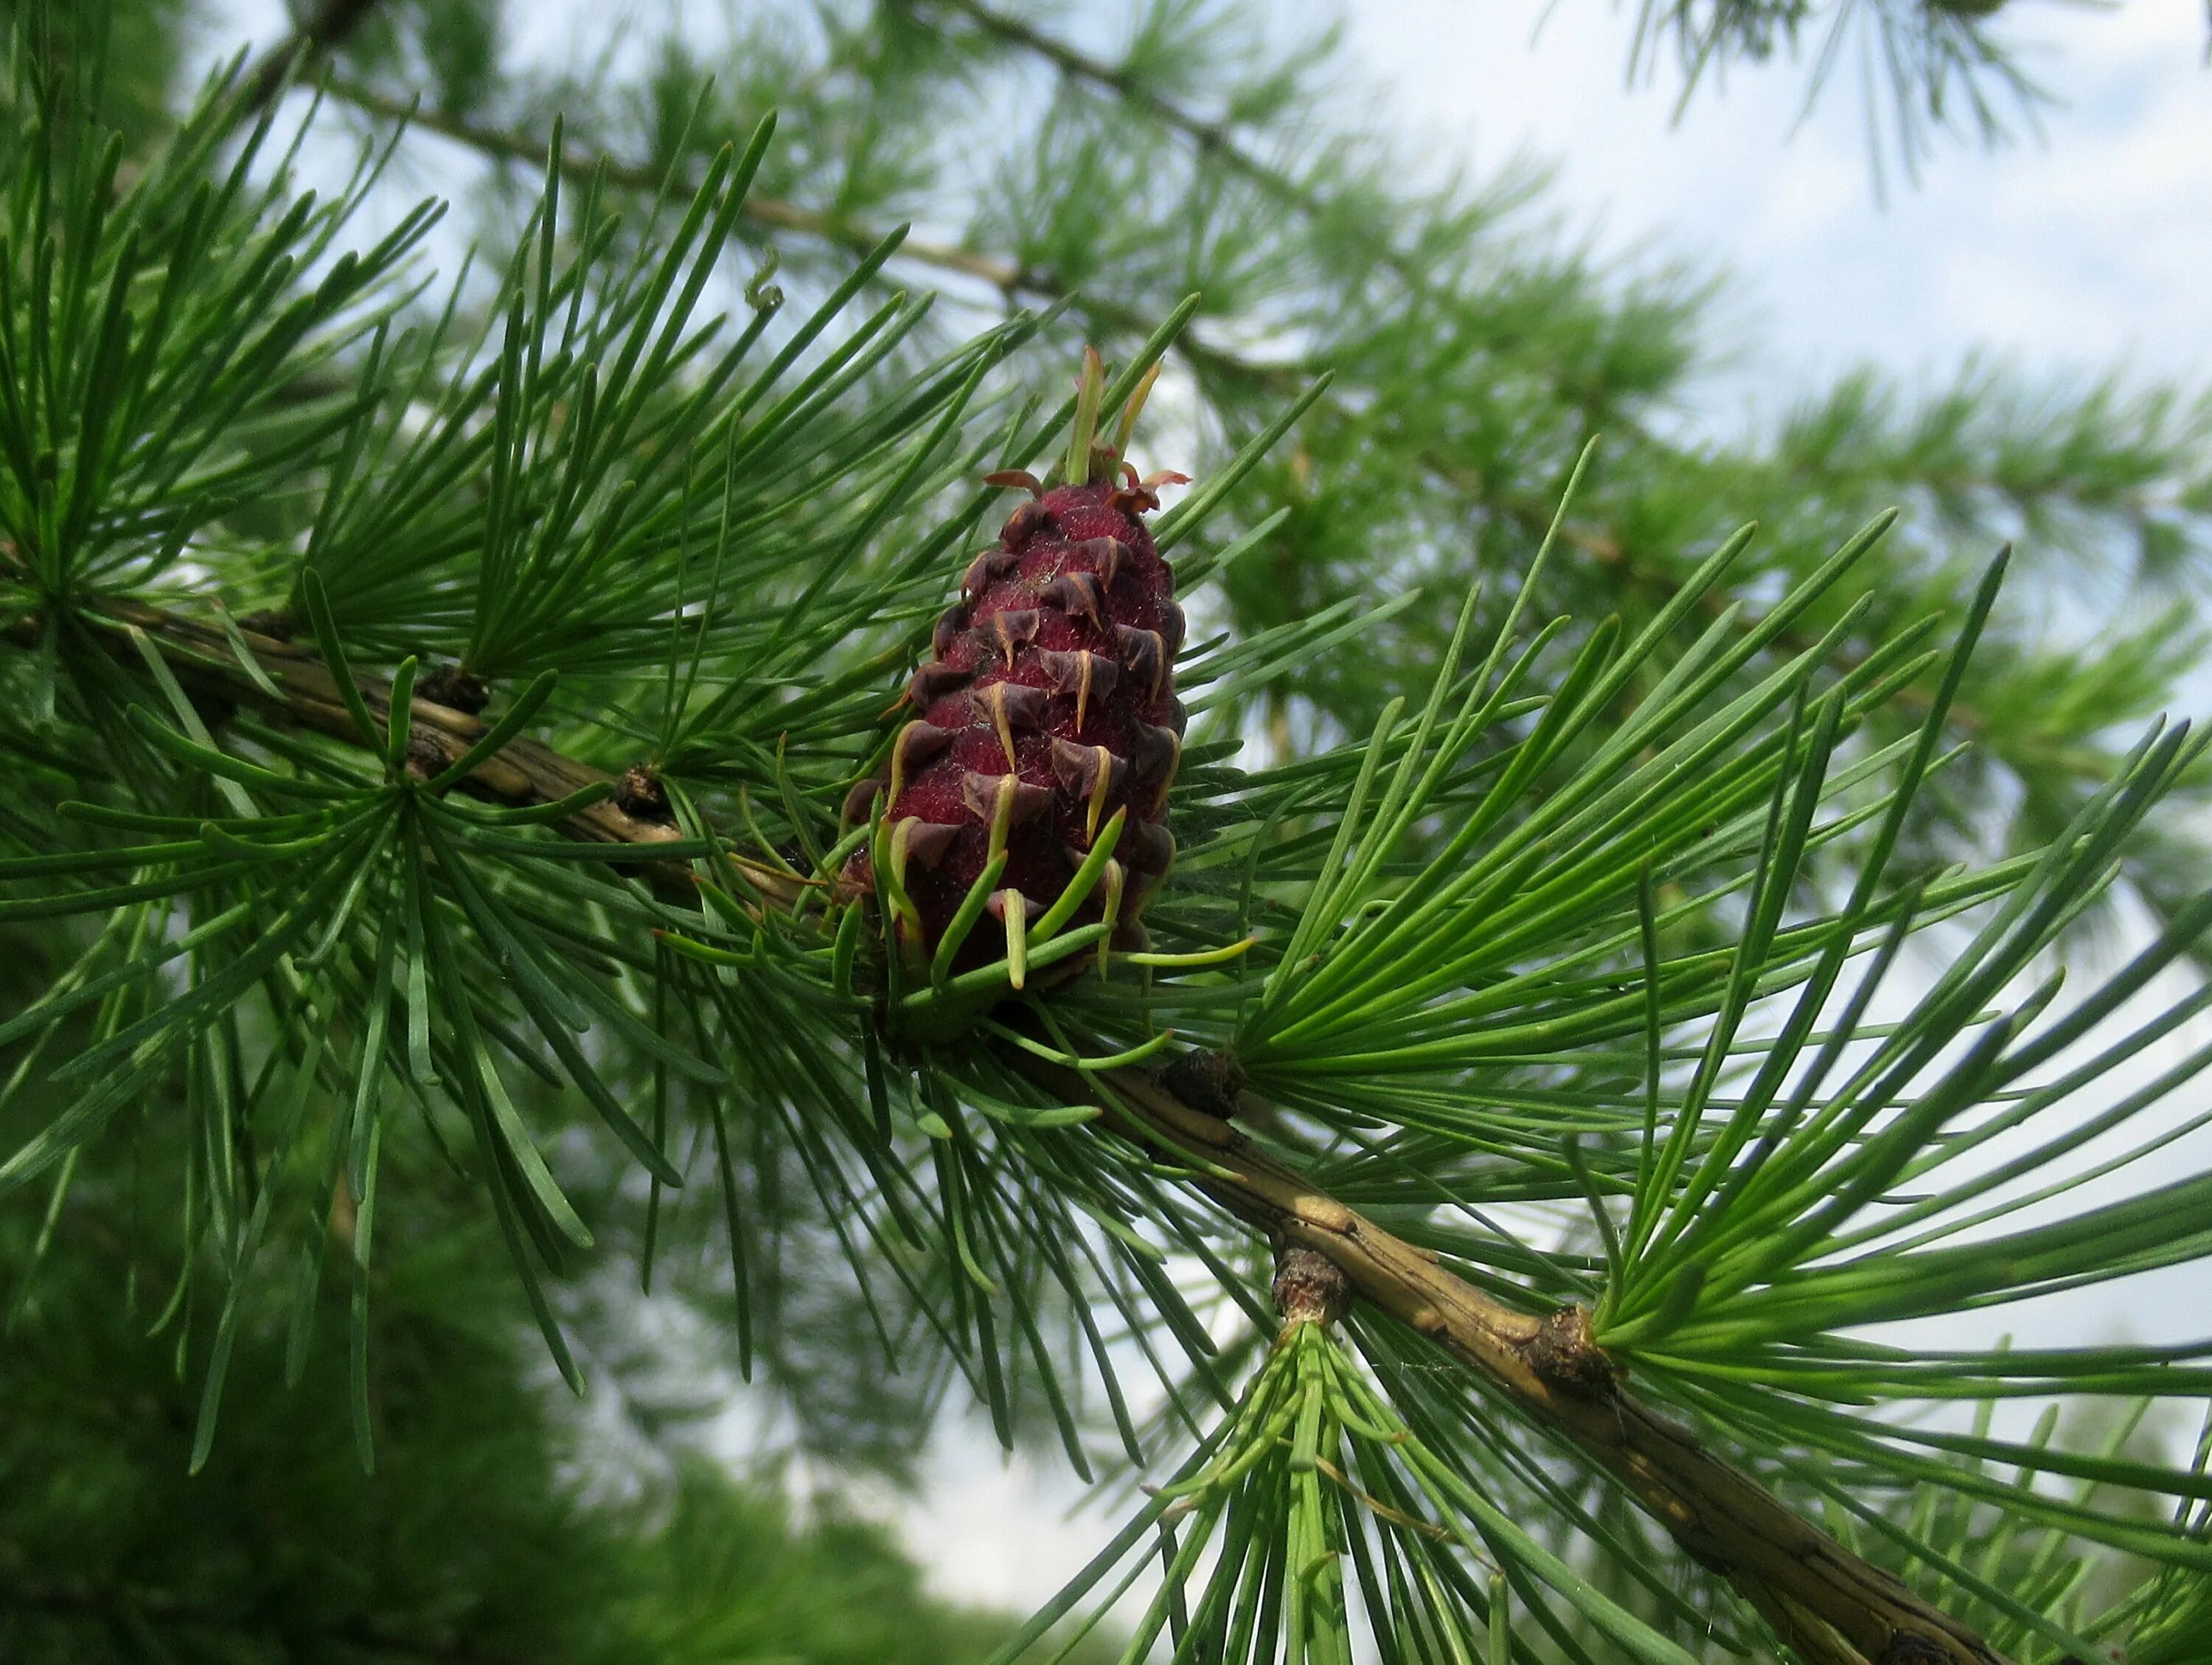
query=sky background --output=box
[1348,0,2212,427]
[210,0,2212,1616]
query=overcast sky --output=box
[1348,0,2212,423]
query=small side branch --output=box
[238,0,391,116]
[325,83,1031,298]
[1029,1057,2011,1665]
[15,596,792,905]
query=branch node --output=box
[1157,1046,1245,1119]
[1273,1244,1351,1329]
[417,662,489,715]
[237,608,295,641]
[1525,1304,1614,1397]
[1884,1637,1989,1665]
[402,726,449,781]
[613,762,673,823]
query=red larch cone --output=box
[846,358,1188,973]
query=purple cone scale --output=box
[847,419,1188,972]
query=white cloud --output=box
[1342,0,2212,399]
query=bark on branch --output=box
[237,0,391,117]
[5,598,2006,1665]
[28,597,793,906]
[1022,1056,2007,1665]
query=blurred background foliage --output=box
[0,1158,1060,1664]
[0,954,1091,1662]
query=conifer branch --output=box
[307,76,2058,807]
[239,0,391,116]
[307,23,2211,922]
[326,83,1031,296]
[317,82,1343,389]
[906,0,1371,256]
[35,592,2010,1665]
[11,11,2199,1658]
[6,593,792,905]
[1545,502,1997,745]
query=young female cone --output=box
[846,352,1187,975]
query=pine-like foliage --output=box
[4,4,2212,1664]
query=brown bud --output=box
[1272,1245,1352,1328]
[613,762,672,822]
[1526,1306,1613,1397]
[419,662,490,715]
[1159,1048,1246,1119]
